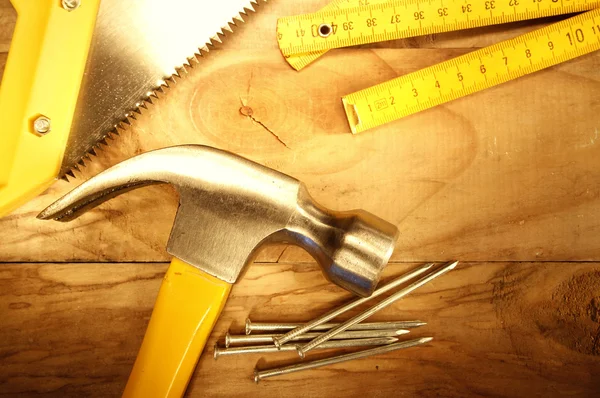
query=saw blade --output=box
[62,0,266,177]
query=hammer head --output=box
[38,145,399,297]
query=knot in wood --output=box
[239,106,254,117]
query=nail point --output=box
[396,329,410,335]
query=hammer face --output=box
[322,211,399,297]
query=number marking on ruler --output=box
[341,9,600,133]
[277,0,600,60]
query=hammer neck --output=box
[283,185,398,297]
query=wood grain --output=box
[1,262,599,397]
[1,0,600,397]
[1,49,599,263]
[1,1,599,263]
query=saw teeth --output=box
[61,0,268,179]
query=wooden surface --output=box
[1,0,600,396]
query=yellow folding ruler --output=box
[277,1,600,133]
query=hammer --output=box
[38,145,399,397]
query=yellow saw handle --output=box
[123,258,232,398]
[0,0,100,217]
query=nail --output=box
[254,337,433,382]
[214,336,398,359]
[225,329,409,347]
[272,263,433,347]
[245,319,426,336]
[297,261,457,357]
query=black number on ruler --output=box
[390,96,396,105]
[548,41,554,50]
[412,88,418,97]
[297,29,306,37]
[457,72,464,81]
[462,4,472,12]
[435,80,441,88]
[390,15,401,23]
[343,22,354,30]
[566,29,585,45]
[438,8,448,17]
[525,48,532,58]
[366,18,377,27]
[485,1,496,10]
[480,64,486,73]
[414,11,425,20]
[594,25,600,34]
[503,56,508,65]
[509,0,519,6]
[331,23,338,34]
[359,0,370,5]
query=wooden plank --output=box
[0,261,599,396]
[1,0,599,263]
[0,46,598,263]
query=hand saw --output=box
[0,0,265,217]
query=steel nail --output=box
[245,319,426,335]
[254,337,433,382]
[225,329,409,347]
[297,261,457,357]
[272,263,433,347]
[214,336,398,359]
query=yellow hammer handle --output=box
[0,0,100,217]
[123,258,231,398]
